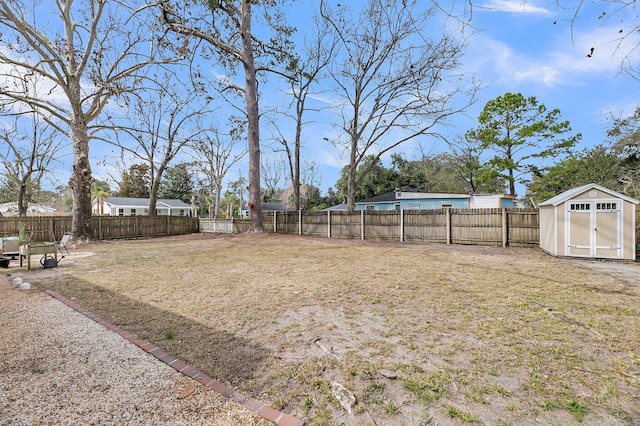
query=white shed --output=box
[539,183,639,260]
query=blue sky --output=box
[6,0,636,199]
[440,0,639,195]
[213,0,639,198]
[461,0,639,138]
[287,0,639,197]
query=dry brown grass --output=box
[26,233,640,425]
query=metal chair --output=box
[57,232,71,255]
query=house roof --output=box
[356,184,425,204]
[358,191,397,203]
[321,203,348,211]
[0,202,57,213]
[357,185,471,204]
[157,199,193,208]
[539,183,640,207]
[103,197,192,209]
[240,202,290,211]
[263,202,290,211]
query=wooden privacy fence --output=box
[200,208,540,247]
[0,216,199,242]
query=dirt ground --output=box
[6,233,640,425]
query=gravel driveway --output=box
[0,274,287,426]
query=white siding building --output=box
[93,197,193,217]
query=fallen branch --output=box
[312,338,341,361]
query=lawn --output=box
[34,233,640,425]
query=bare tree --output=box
[189,124,247,218]
[445,137,507,194]
[160,0,295,232]
[0,114,65,216]
[111,74,214,216]
[0,0,174,239]
[321,0,478,210]
[228,172,247,217]
[273,10,337,211]
[262,114,324,208]
[260,150,288,202]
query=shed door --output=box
[567,200,621,259]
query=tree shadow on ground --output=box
[40,275,269,387]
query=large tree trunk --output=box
[214,183,222,219]
[149,180,159,217]
[246,79,263,231]
[346,168,357,211]
[292,97,303,211]
[508,169,516,196]
[17,179,28,217]
[346,136,358,211]
[69,123,93,241]
[242,2,263,232]
[293,129,301,211]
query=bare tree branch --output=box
[0,0,180,239]
[321,0,479,210]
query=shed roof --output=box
[539,183,640,207]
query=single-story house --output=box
[355,184,517,211]
[539,183,639,260]
[93,197,193,217]
[240,202,290,218]
[0,202,60,216]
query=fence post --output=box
[327,210,331,238]
[167,215,170,235]
[400,209,404,242]
[502,208,508,248]
[274,211,277,232]
[446,208,451,244]
[298,210,302,235]
[361,210,364,240]
[98,216,103,240]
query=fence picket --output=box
[200,208,541,247]
[0,216,198,242]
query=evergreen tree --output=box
[117,164,150,198]
[159,163,194,203]
[466,93,581,196]
[526,147,624,203]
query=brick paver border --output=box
[43,289,305,426]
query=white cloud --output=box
[316,148,343,169]
[466,36,565,87]
[477,0,551,15]
[465,18,640,91]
